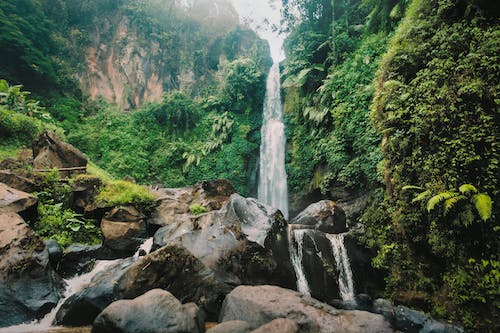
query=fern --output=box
[444,195,466,215]
[459,184,478,195]
[427,191,459,212]
[472,193,493,221]
[402,185,424,191]
[412,190,431,203]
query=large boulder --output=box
[32,131,87,177]
[101,206,147,255]
[0,182,38,219]
[57,244,102,278]
[71,175,106,219]
[250,318,299,333]
[153,193,294,288]
[149,179,235,230]
[219,285,394,333]
[206,320,252,333]
[92,289,203,333]
[0,170,39,193]
[290,200,347,234]
[0,212,64,327]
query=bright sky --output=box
[229,0,285,62]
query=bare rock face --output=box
[250,318,299,333]
[101,206,147,254]
[0,182,38,217]
[219,285,395,333]
[206,320,252,333]
[0,212,64,327]
[92,289,203,333]
[149,179,236,229]
[290,200,347,234]
[32,131,87,177]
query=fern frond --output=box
[412,190,431,203]
[472,193,493,221]
[459,184,478,195]
[444,195,466,215]
[402,185,423,192]
[427,192,459,212]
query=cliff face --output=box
[76,0,267,110]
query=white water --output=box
[258,63,289,219]
[288,227,311,295]
[0,238,154,332]
[326,233,355,301]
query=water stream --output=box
[258,63,289,219]
[0,238,153,332]
[326,233,355,301]
[288,226,311,296]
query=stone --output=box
[57,244,102,278]
[92,289,202,333]
[393,305,429,333]
[250,318,299,333]
[0,182,38,218]
[220,285,394,333]
[101,206,147,254]
[32,131,87,177]
[290,200,347,234]
[44,239,63,268]
[372,298,395,321]
[206,320,251,333]
[0,170,39,193]
[0,212,64,326]
[71,176,105,218]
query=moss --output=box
[96,180,156,212]
[189,204,209,215]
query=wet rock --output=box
[92,289,202,333]
[44,239,63,268]
[71,176,105,219]
[149,179,235,229]
[32,131,87,177]
[220,285,394,332]
[57,244,102,278]
[101,206,147,255]
[0,182,38,219]
[206,320,251,333]
[393,305,465,333]
[290,200,347,234]
[0,212,64,326]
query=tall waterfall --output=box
[258,63,289,219]
[326,233,355,301]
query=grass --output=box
[96,180,156,212]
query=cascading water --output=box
[258,63,289,219]
[0,238,154,333]
[326,233,355,301]
[288,226,311,296]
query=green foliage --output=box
[96,180,157,213]
[189,204,209,215]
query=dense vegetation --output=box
[282,0,498,330]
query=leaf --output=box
[402,185,424,191]
[443,195,466,215]
[427,192,459,212]
[68,223,81,232]
[459,184,478,195]
[472,193,493,221]
[412,190,431,203]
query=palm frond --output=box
[459,184,478,195]
[472,193,493,221]
[412,190,431,203]
[427,191,459,212]
[402,185,424,192]
[444,195,466,215]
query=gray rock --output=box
[44,239,63,267]
[393,305,429,333]
[250,318,299,333]
[220,285,395,333]
[290,200,347,234]
[92,289,202,333]
[373,298,395,320]
[101,205,147,254]
[207,320,251,333]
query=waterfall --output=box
[258,63,289,219]
[326,233,355,301]
[0,238,154,333]
[288,227,311,295]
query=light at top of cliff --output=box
[230,0,285,62]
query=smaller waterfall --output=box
[326,233,355,301]
[133,237,154,258]
[288,227,311,296]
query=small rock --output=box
[290,200,347,234]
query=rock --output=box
[153,193,294,289]
[0,182,38,219]
[0,170,39,193]
[57,244,102,278]
[250,318,299,333]
[149,179,236,229]
[55,258,135,326]
[220,285,394,332]
[421,320,465,333]
[290,200,347,234]
[44,239,63,268]
[206,320,251,333]
[72,176,105,219]
[101,206,147,254]
[32,131,87,177]
[91,289,202,333]
[372,298,394,321]
[0,212,64,326]
[393,305,429,333]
